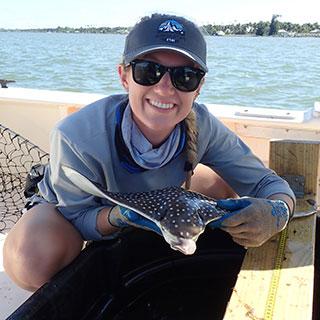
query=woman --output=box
[3,13,295,292]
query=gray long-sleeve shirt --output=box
[38,94,295,240]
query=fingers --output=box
[124,209,139,221]
[221,221,269,247]
[231,236,268,248]
[217,198,252,211]
[223,226,268,247]
[209,201,252,229]
[209,210,243,228]
[220,209,248,227]
[220,223,249,235]
[122,209,162,235]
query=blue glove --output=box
[209,198,251,228]
[208,197,290,247]
[108,205,162,235]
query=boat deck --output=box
[1,89,319,318]
[0,233,32,319]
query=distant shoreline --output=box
[0,21,319,37]
[0,30,319,38]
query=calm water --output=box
[0,32,319,110]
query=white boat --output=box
[1,87,319,163]
[1,87,319,319]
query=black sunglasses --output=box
[129,59,206,92]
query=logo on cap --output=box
[158,19,184,34]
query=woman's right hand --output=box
[108,205,162,235]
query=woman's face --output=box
[118,50,203,146]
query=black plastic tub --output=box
[313,217,320,320]
[8,228,246,320]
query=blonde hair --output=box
[184,109,198,190]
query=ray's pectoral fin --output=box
[62,165,107,198]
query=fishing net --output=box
[0,124,49,233]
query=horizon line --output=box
[1,20,320,30]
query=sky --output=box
[0,0,319,29]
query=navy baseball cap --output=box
[123,14,208,72]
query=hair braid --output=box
[184,109,198,190]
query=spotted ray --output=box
[62,166,230,255]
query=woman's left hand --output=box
[214,197,290,247]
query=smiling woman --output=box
[118,51,202,148]
[3,14,294,312]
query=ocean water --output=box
[0,32,319,110]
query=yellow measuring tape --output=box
[263,227,289,319]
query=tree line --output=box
[203,16,319,36]
[1,16,319,36]
[0,26,130,34]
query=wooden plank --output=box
[235,124,320,141]
[224,216,316,320]
[224,140,319,320]
[269,140,320,205]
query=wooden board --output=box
[269,140,320,205]
[223,140,319,320]
[224,215,316,320]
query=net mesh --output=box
[0,124,49,233]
